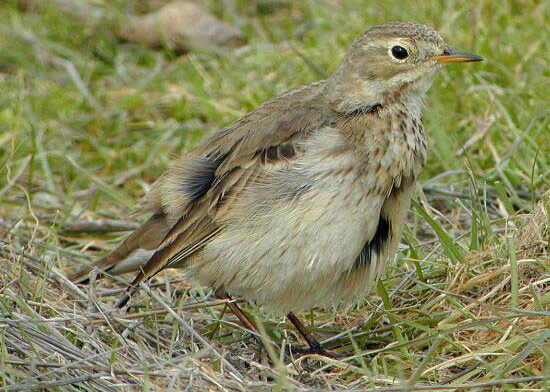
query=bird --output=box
[68,21,483,354]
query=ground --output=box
[0,0,548,391]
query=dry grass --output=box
[1,0,549,390]
[1,193,548,390]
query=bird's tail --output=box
[115,207,218,308]
[66,213,169,283]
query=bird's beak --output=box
[433,49,484,64]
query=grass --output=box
[0,0,548,390]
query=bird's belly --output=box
[193,172,390,314]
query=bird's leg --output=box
[216,291,287,357]
[216,291,258,333]
[286,312,325,355]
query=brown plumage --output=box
[67,21,482,352]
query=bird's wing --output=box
[117,82,330,306]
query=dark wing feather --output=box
[350,215,391,272]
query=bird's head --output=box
[326,22,483,113]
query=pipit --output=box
[69,22,482,354]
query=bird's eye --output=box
[391,45,408,60]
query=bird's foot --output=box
[308,340,324,354]
[286,342,333,358]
